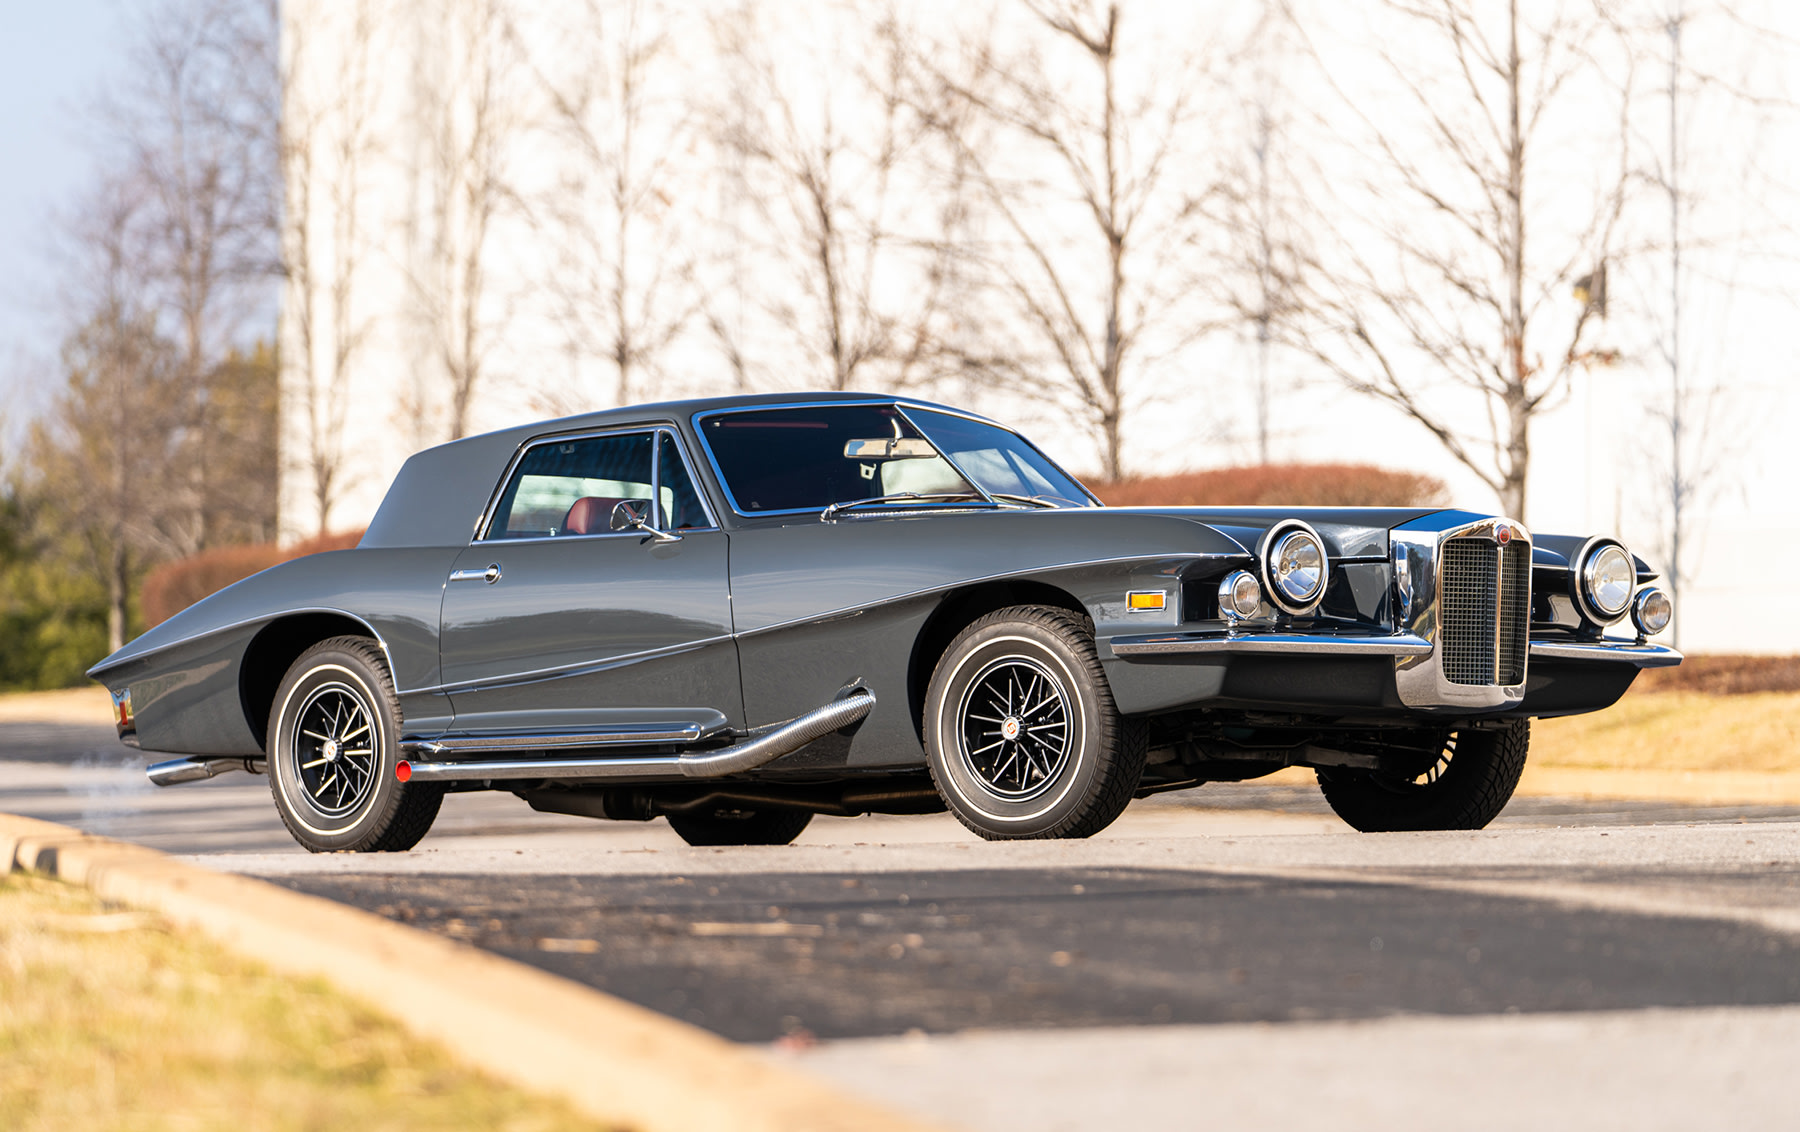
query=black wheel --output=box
[666,807,813,846]
[924,605,1145,840]
[1317,720,1530,832]
[267,636,444,853]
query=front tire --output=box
[924,605,1145,840]
[1317,720,1530,832]
[666,807,813,846]
[267,636,443,853]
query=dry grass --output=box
[1531,690,1800,774]
[0,873,614,1132]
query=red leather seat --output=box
[562,496,637,535]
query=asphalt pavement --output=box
[6,718,1800,1131]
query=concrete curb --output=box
[0,813,942,1132]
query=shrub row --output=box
[140,530,365,629]
[1091,464,1449,508]
[1636,654,1800,695]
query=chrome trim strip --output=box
[398,691,875,783]
[1528,640,1684,667]
[1108,632,1434,658]
[400,724,708,757]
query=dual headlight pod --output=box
[1576,538,1674,638]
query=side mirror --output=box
[609,499,650,532]
[610,498,681,543]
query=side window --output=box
[657,436,710,530]
[487,432,655,539]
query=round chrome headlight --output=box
[1218,570,1263,621]
[1262,523,1328,615]
[1632,587,1673,636]
[1580,542,1635,621]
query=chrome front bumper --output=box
[1109,631,1681,668]
[1528,640,1683,667]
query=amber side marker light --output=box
[1127,591,1167,612]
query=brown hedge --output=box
[1092,464,1449,508]
[140,530,365,629]
[1635,654,1800,695]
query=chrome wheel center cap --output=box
[322,739,341,762]
[1001,717,1021,741]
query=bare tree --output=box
[1285,0,1639,521]
[709,0,957,394]
[1628,0,1793,643]
[30,184,191,652]
[281,0,385,534]
[1207,0,1313,465]
[409,0,521,440]
[108,0,281,547]
[897,1,1218,481]
[521,0,701,413]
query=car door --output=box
[438,426,741,738]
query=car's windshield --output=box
[904,408,1094,507]
[698,404,980,513]
[698,403,1095,515]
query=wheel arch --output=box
[239,611,386,750]
[906,580,1090,741]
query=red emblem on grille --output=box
[1495,524,1513,545]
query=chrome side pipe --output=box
[147,757,266,787]
[394,690,876,785]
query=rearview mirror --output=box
[843,437,938,459]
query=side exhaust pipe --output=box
[394,690,876,785]
[147,757,265,787]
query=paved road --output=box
[7,719,1800,1130]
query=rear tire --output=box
[666,807,813,846]
[267,636,444,853]
[923,605,1145,840]
[1318,720,1529,832]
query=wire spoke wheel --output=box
[268,636,443,853]
[924,605,1146,840]
[288,682,380,820]
[957,656,1072,802]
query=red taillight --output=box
[395,761,412,783]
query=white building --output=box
[280,0,1800,653]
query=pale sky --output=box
[0,0,127,431]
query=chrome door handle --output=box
[450,564,501,584]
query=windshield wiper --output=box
[988,493,1059,509]
[820,492,988,519]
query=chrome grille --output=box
[1496,543,1530,683]
[1440,538,1531,686]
